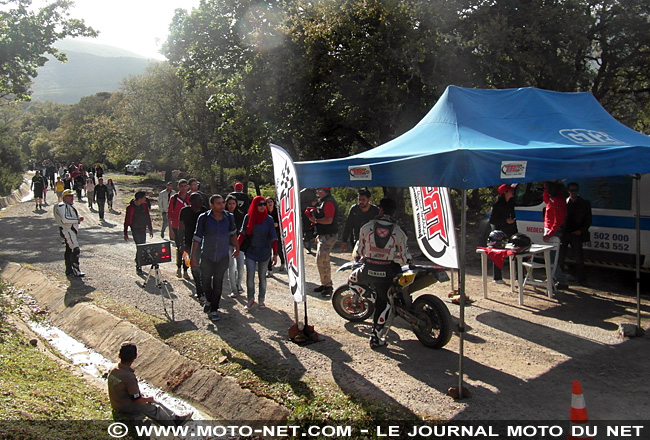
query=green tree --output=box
[18,101,67,161]
[164,0,455,164]
[0,0,97,101]
[51,92,124,165]
[118,62,226,189]
[456,0,650,131]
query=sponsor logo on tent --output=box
[501,161,527,179]
[348,165,372,181]
[409,187,459,268]
[559,128,625,146]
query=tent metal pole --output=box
[458,189,467,398]
[634,174,641,329]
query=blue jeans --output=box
[245,256,269,303]
[200,255,229,312]
[228,246,245,293]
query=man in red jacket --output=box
[543,181,569,290]
[124,191,153,275]
[168,179,191,278]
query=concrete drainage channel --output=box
[28,321,204,419]
[1,262,289,428]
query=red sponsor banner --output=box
[409,187,458,268]
[270,144,306,303]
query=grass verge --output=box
[0,282,111,438]
[87,288,421,426]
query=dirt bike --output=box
[332,261,453,349]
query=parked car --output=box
[124,159,153,175]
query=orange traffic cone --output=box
[568,380,592,440]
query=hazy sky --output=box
[36,0,202,59]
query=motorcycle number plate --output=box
[368,270,386,277]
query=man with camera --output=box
[124,191,154,275]
[306,187,339,297]
[53,189,85,277]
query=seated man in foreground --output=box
[107,342,191,427]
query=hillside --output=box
[31,39,157,104]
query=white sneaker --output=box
[245,300,257,311]
[494,279,505,285]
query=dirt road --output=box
[1,176,649,421]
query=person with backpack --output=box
[190,195,240,322]
[124,191,154,275]
[179,193,207,303]
[168,179,191,279]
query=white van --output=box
[511,175,650,271]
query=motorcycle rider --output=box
[352,198,411,348]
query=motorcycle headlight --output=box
[398,271,416,286]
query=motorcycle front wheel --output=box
[412,295,453,349]
[331,285,374,322]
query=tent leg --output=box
[457,189,467,398]
[635,175,641,329]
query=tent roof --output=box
[294,86,650,189]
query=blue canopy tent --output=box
[293,86,650,396]
[296,86,650,189]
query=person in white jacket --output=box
[352,198,411,348]
[53,189,85,277]
[158,182,176,238]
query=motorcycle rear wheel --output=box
[331,285,374,322]
[412,295,452,349]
